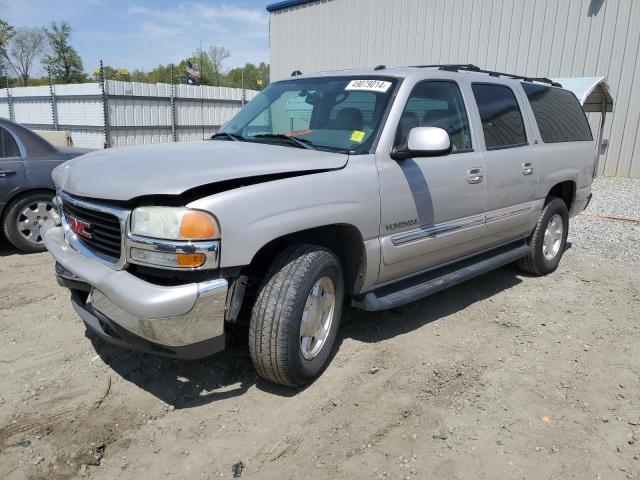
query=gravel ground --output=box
[570,177,640,264]
[0,176,639,480]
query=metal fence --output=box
[0,80,257,149]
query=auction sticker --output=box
[345,79,392,93]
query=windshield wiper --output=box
[252,134,317,150]
[211,132,244,142]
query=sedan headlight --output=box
[131,207,219,240]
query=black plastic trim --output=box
[352,241,531,311]
[70,291,226,360]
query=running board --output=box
[352,242,531,311]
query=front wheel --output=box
[3,192,55,253]
[249,244,344,386]
[518,198,569,276]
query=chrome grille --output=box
[59,192,129,269]
[62,201,122,259]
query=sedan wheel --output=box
[3,192,55,253]
[17,200,53,245]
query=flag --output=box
[186,76,196,85]
[186,61,200,78]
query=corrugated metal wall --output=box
[0,81,257,149]
[270,0,640,178]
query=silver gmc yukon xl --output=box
[43,65,595,386]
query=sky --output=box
[0,0,271,75]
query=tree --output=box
[207,45,230,86]
[42,21,86,83]
[2,26,46,86]
[227,62,270,90]
[0,19,14,81]
[190,48,214,85]
[92,65,130,82]
[0,19,13,51]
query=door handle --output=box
[522,162,535,175]
[0,170,17,178]
[467,167,484,184]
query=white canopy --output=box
[551,76,614,112]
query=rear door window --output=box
[471,83,527,150]
[0,127,21,158]
[522,83,593,143]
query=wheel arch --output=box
[244,223,367,295]
[544,180,576,211]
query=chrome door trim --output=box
[391,214,485,246]
[485,202,534,223]
[390,202,535,246]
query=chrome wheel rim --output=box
[17,201,53,245]
[299,276,336,360]
[542,214,564,261]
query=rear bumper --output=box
[43,220,228,359]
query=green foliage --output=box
[119,58,270,90]
[0,19,14,51]
[91,65,131,82]
[227,62,270,90]
[42,21,86,83]
[0,19,14,83]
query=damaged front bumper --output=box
[43,221,228,359]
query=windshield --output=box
[220,76,399,154]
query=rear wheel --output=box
[3,192,54,253]
[518,198,569,276]
[249,244,344,386]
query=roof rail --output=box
[412,64,562,88]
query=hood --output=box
[52,140,348,201]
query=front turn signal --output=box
[179,210,218,240]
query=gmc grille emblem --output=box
[67,215,92,239]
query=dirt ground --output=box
[1,195,639,479]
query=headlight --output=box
[131,207,219,240]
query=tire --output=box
[2,191,55,253]
[517,198,569,276]
[249,244,344,386]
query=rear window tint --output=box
[522,83,593,143]
[471,83,527,149]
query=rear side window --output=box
[471,84,527,150]
[522,83,593,143]
[0,127,21,158]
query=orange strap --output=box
[580,212,640,224]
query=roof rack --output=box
[412,64,562,88]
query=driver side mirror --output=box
[391,127,452,160]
